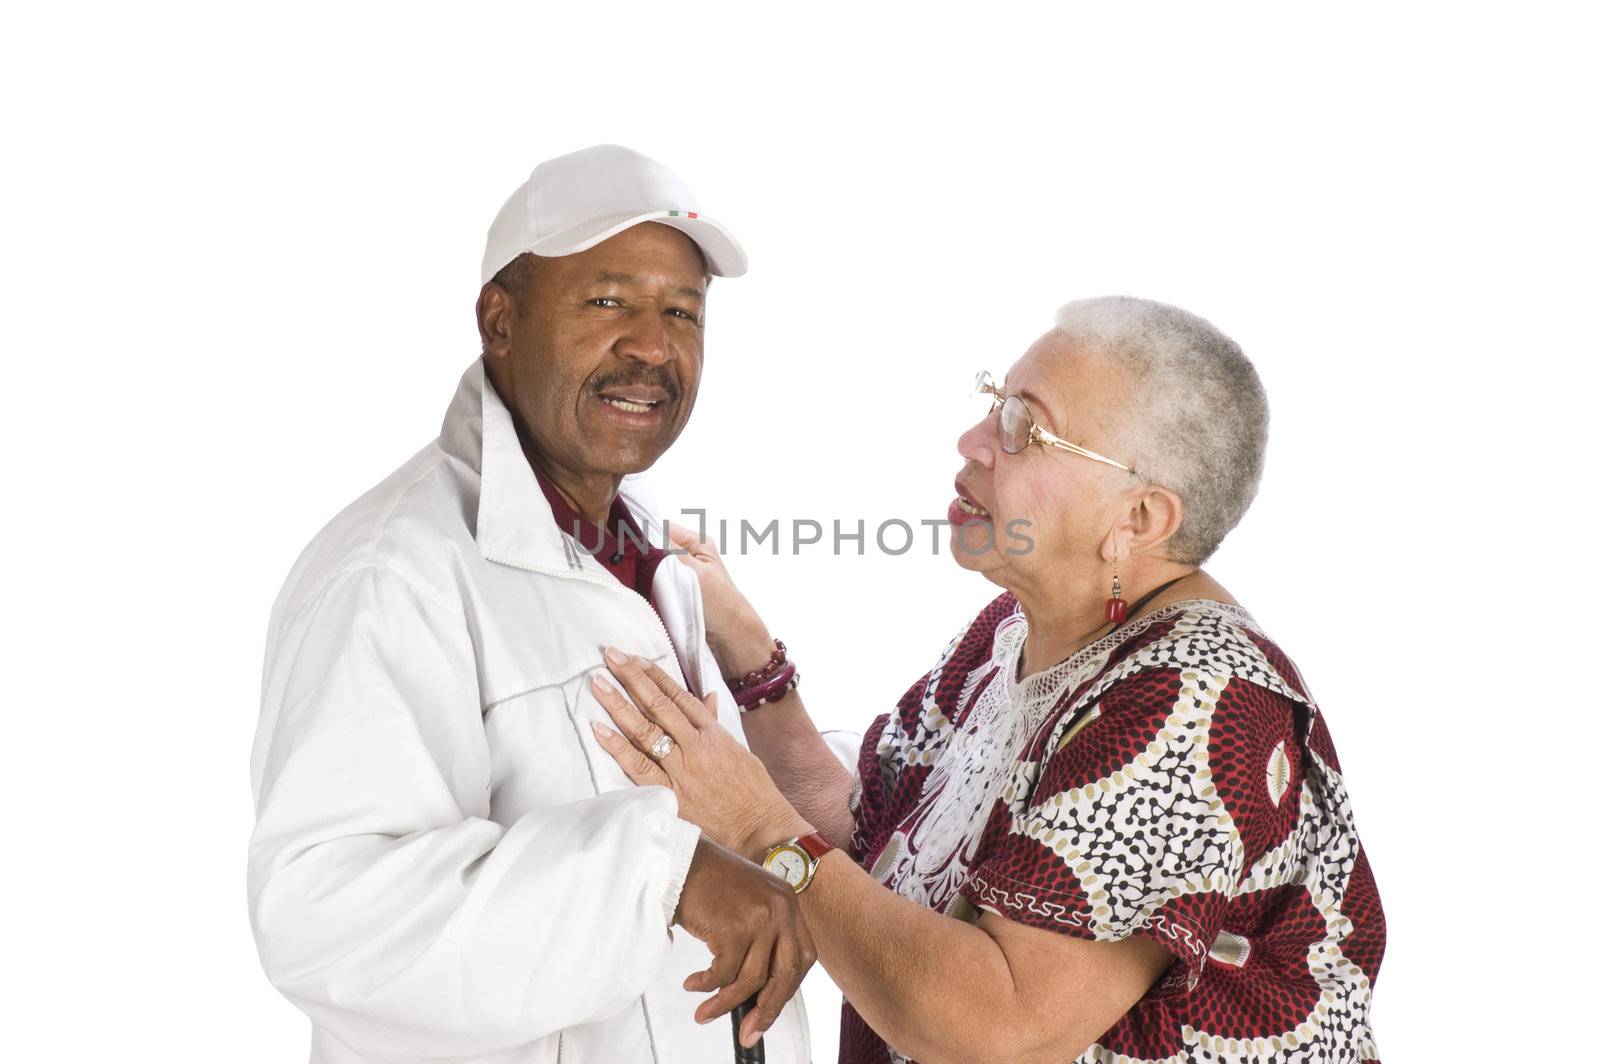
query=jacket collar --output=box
[439,358,668,577]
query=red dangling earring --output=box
[1105,562,1128,623]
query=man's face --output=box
[481,222,709,486]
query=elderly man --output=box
[248,145,815,1064]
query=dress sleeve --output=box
[851,595,1021,868]
[958,667,1300,991]
[847,683,923,864]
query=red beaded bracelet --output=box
[733,662,799,713]
[726,639,787,693]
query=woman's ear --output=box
[1131,485,1185,557]
[1098,484,1185,563]
[1098,501,1137,564]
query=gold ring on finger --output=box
[647,733,675,761]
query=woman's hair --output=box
[1053,296,1268,565]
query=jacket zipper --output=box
[486,546,707,693]
[488,541,713,1064]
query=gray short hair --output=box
[1053,296,1268,564]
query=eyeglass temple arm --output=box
[1031,425,1136,473]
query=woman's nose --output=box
[958,416,997,468]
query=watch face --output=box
[766,845,809,887]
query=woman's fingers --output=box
[696,690,721,729]
[589,719,668,787]
[633,655,720,729]
[590,672,678,763]
[668,521,705,552]
[603,647,703,736]
[669,520,726,559]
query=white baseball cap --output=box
[480,144,747,284]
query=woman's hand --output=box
[668,523,779,678]
[591,646,811,860]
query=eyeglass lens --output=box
[974,371,1033,455]
[999,395,1032,454]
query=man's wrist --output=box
[664,822,704,926]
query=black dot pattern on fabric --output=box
[1053,670,1178,785]
[840,595,1386,1064]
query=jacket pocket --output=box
[483,685,604,818]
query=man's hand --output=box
[673,837,817,1048]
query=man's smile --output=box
[589,389,672,426]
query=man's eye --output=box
[589,297,623,308]
[666,308,700,323]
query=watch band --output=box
[762,831,834,895]
[793,831,834,862]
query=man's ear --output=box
[476,282,514,361]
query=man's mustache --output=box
[586,368,681,403]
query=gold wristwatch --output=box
[761,832,833,893]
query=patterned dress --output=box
[843,594,1385,1063]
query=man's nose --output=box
[958,415,997,469]
[614,310,675,366]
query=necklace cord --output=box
[1108,574,1191,635]
[1023,573,1195,680]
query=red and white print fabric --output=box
[842,594,1385,1064]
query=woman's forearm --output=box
[712,621,856,848]
[738,691,856,847]
[798,854,1022,1064]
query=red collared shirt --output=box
[532,465,668,609]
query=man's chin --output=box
[587,451,663,480]
[576,421,681,475]
[598,437,679,477]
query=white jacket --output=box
[248,359,812,1064]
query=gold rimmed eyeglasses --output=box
[971,370,1138,474]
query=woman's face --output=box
[949,331,1137,585]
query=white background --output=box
[4,3,1595,1061]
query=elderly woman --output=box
[589,296,1385,1063]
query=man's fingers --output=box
[687,943,743,1000]
[744,921,812,1045]
[694,934,773,1024]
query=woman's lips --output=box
[948,491,991,526]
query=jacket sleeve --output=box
[247,564,701,1062]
